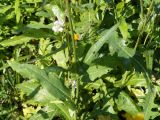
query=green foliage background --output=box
[0,0,160,120]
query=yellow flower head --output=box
[123,112,144,120]
[73,33,80,41]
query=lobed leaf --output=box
[84,23,120,64]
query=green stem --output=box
[66,0,79,119]
[66,0,76,64]
[140,0,144,19]
[143,32,150,45]
[134,33,141,50]
[134,0,154,50]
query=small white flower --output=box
[52,20,64,32]
[72,80,77,88]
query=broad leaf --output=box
[16,80,72,120]
[16,80,40,96]
[115,72,146,87]
[8,61,71,101]
[116,91,140,115]
[0,36,32,47]
[87,55,122,81]
[87,65,112,81]
[84,23,120,64]
[108,38,135,58]
[29,106,57,120]
[119,19,129,40]
[27,22,52,29]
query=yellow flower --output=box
[134,113,144,120]
[73,33,80,41]
[123,112,144,120]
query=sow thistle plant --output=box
[1,0,160,120]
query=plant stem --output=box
[140,0,144,18]
[143,32,149,45]
[66,0,76,64]
[134,0,154,50]
[66,0,79,119]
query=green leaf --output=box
[27,21,52,29]
[35,11,51,18]
[17,80,72,120]
[143,50,156,120]
[0,5,12,14]
[124,72,146,86]
[108,38,135,58]
[24,29,54,38]
[144,90,156,120]
[0,36,32,47]
[84,23,120,64]
[52,48,69,69]
[30,88,72,120]
[143,50,154,71]
[116,91,140,115]
[15,0,21,23]
[26,0,42,3]
[8,61,71,101]
[87,65,112,81]
[119,19,129,40]
[16,80,40,96]
[116,1,124,18]
[115,71,146,87]
[29,106,57,120]
[87,55,122,81]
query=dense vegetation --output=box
[0,0,160,119]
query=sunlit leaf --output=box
[0,36,32,47]
[119,19,129,40]
[8,61,71,101]
[84,23,120,64]
[27,22,52,29]
[116,91,140,115]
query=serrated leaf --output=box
[108,38,135,58]
[144,90,156,120]
[84,23,120,64]
[116,91,140,115]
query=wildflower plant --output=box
[0,0,160,120]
